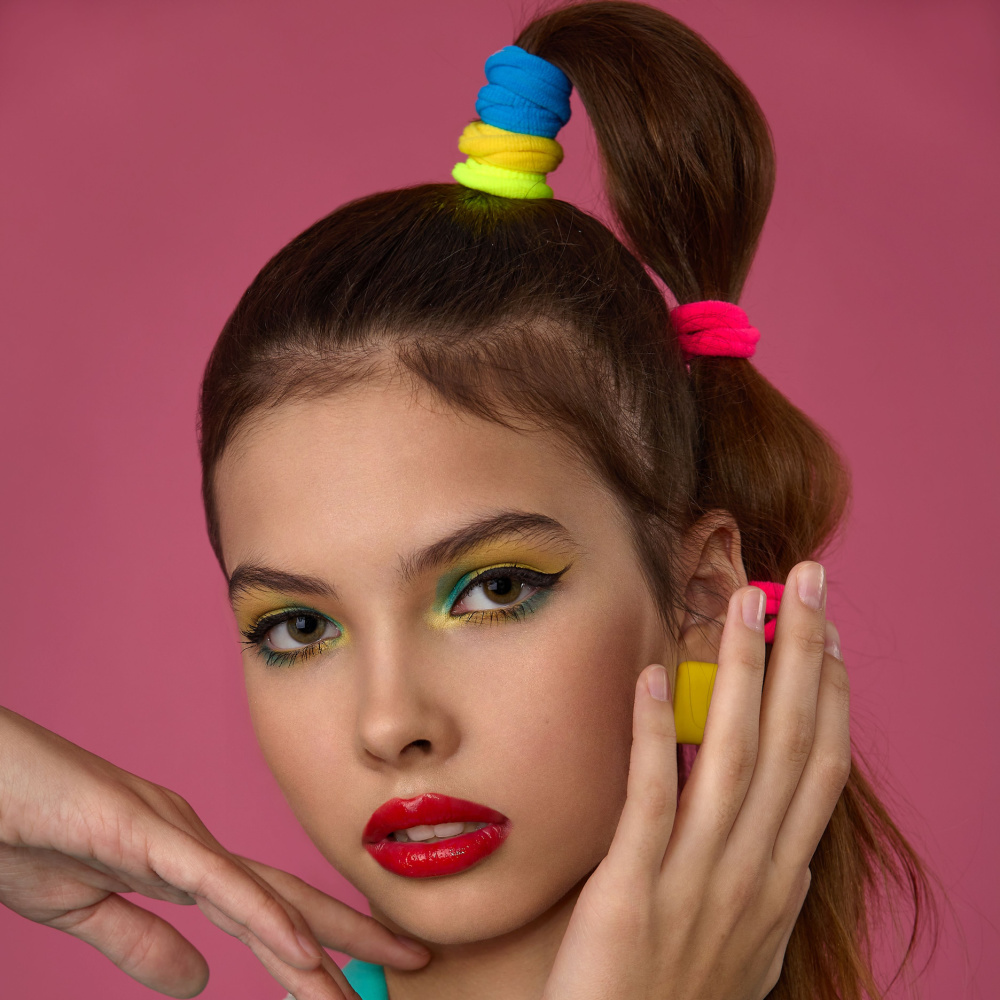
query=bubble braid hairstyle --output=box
[198,3,937,996]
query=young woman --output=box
[0,2,934,998]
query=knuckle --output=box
[233,924,256,947]
[338,912,382,953]
[635,777,673,822]
[790,623,827,659]
[189,850,235,895]
[816,744,852,794]
[648,711,677,746]
[139,783,198,827]
[776,708,815,766]
[777,866,813,924]
[234,892,284,942]
[734,647,765,680]
[826,660,851,704]
[705,799,739,835]
[161,787,193,815]
[717,733,758,785]
[118,925,159,973]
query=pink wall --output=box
[1,0,996,996]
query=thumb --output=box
[52,892,209,998]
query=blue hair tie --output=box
[475,44,572,139]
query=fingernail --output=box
[796,562,826,611]
[647,665,669,701]
[395,934,430,955]
[742,587,765,631]
[295,931,322,962]
[824,621,842,660]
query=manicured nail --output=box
[824,621,842,660]
[796,562,826,611]
[395,934,430,955]
[647,665,669,701]
[295,931,322,962]
[742,587,765,631]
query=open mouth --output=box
[389,821,491,843]
[364,793,511,877]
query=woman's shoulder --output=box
[278,959,387,1000]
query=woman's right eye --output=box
[265,613,341,651]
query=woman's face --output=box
[214,377,675,945]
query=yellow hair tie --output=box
[452,121,564,199]
[457,121,564,174]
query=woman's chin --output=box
[364,867,588,950]
[367,882,540,946]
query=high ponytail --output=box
[199,2,936,996]
[517,2,847,587]
[518,1,773,304]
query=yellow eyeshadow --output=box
[428,542,573,627]
[446,541,572,578]
[232,590,332,635]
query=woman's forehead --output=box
[213,384,621,575]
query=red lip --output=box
[363,793,511,878]
[363,792,507,843]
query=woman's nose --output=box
[353,640,461,767]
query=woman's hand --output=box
[0,708,430,999]
[540,560,851,1000]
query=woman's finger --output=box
[236,925,360,1000]
[50,892,209,999]
[237,857,431,969]
[729,562,827,848]
[673,586,767,853]
[147,827,324,971]
[771,627,851,871]
[604,663,678,877]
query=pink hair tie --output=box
[670,300,760,361]
[749,580,784,643]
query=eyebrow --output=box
[228,565,339,604]
[397,510,577,585]
[227,510,577,604]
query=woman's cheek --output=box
[504,613,643,831]
[242,663,353,821]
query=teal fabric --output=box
[342,959,388,1000]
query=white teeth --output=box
[406,824,436,842]
[433,822,466,839]
[391,821,490,843]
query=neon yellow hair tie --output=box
[451,157,554,200]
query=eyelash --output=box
[240,610,341,669]
[448,564,568,625]
[240,565,569,668]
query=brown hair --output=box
[198,2,936,995]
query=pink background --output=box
[1,0,997,996]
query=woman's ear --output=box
[674,511,748,665]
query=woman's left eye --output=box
[264,613,340,650]
[450,567,560,616]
